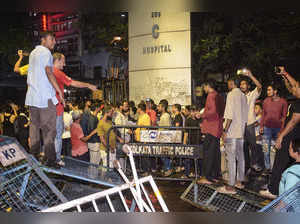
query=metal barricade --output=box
[41,156,123,187]
[106,125,203,181]
[0,136,67,212]
[259,181,300,212]
[180,180,269,212]
[42,144,169,212]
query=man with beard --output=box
[239,69,264,174]
[198,79,225,184]
[97,105,124,168]
[114,100,131,170]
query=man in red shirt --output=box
[259,84,288,171]
[198,79,225,185]
[145,98,157,126]
[52,53,97,166]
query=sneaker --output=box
[57,160,65,167]
[175,167,181,173]
[189,172,195,178]
[259,189,277,199]
[163,169,173,177]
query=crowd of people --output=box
[1,30,300,202]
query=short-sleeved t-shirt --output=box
[285,100,300,126]
[135,113,151,141]
[19,64,29,76]
[70,122,88,157]
[97,119,116,151]
[53,67,72,116]
[173,114,183,127]
[184,117,201,145]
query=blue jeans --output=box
[263,127,281,170]
[162,158,171,171]
[54,115,64,162]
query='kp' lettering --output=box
[2,148,16,160]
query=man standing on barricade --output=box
[198,79,225,185]
[217,76,248,194]
[25,31,64,168]
[260,84,288,172]
[239,68,264,175]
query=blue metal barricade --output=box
[0,135,67,212]
[106,125,203,181]
[259,181,300,212]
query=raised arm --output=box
[14,50,24,73]
[245,69,262,93]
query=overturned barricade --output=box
[180,180,270,212]
[42,144,169,212]
[0,136,67,212]
[259,181,300,212]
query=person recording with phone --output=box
[259,66,300,199]
[14,50,30,75]
[239,68,265,174]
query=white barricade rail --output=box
[42,144,169,212]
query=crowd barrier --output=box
[259,181,300,212]
[106,125,203,180]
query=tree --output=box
[74,12,128,56]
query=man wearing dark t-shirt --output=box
[182,105,201,178]
[260,68,300,199]
[172,104,184,172]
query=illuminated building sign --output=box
[42,14,47,31]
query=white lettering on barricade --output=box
[140,130,182,143]
[126,144,201,159]
[0,143,26,167]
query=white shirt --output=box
[224,88,249,138]
[114,111,131,143]
[62,112,73,139]
[25,45,58,108]
[245,87,260,125]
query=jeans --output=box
[54,115,64,162]
[62,138,71,156]
[263,127,281,170]
[162,158,172,171]
[225,138,245,186]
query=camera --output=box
[274,66,282,74]
[237,68,247,75]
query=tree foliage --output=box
[192,11,300,89]
[75,12,128,55]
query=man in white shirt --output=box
[217,76,249,194]
[239,69,264,174]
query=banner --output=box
[140,130,182,143]
[120,143,203,159]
